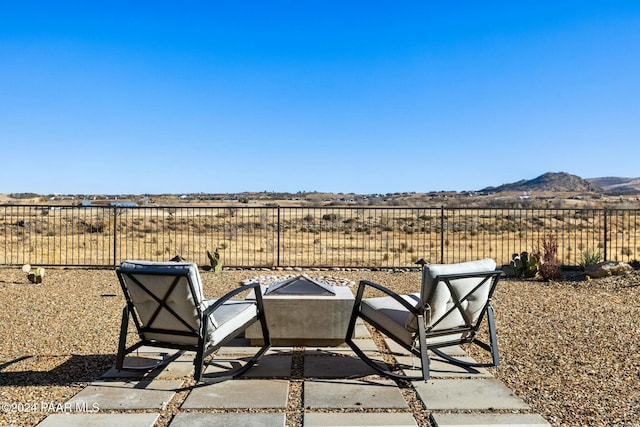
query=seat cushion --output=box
[361,294,420,347]
[205,299,259,347]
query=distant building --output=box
[80,201,138,208]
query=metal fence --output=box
[1,205,639,268]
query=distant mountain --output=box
[588,177,640,195]
[481,172,601,193]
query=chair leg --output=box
[231,309,272,378]
[416,314,430,381]
[486,305,500,367]
[115,306,130,371]
[116,305,185,373]
[197,313,271,383]
[345,312,429,382]
[194,336,206,382]
[430,306,500,370]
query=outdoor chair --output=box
[115,260,270,381]
[345,258,502,381]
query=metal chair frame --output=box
[345,270,501,381]
[116,265,270,381]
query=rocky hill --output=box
[587,177,640,195]
[481,172,601,193]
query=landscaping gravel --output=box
[1,267,639,426]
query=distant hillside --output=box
[481,172,601,193]
[588,177,640,195]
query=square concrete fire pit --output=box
[245,275,355,346]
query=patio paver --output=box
[204,353,293,378]
[304,412,418,426]
[169,412,286,427]
[101,354,195,379]
[396,354,492,378]
[430,412,551,426]
[303,354,384,378]
[65,380,182,410]
[181,379,289,409]
[304,379,408,409]
[36,413,159,427]
[414,379,530,410]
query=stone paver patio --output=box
[35,320,550,426]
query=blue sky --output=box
[1,1,639,195]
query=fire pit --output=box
[265,274,335,296]
[244,274,355,346]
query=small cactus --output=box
[205,249,223,272]
[22,264,45,283]
[503,252,538,278]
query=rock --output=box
[585,261,634,278]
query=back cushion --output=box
[407,258,496,332]
[119,261,207,341]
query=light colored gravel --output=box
[1,267,639,426]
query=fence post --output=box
[277,206,281,267]
[603,209,608,262]
[440,205,445,264]
[112,207,118,267]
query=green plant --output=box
[579,247,602,269]
[205,249,223,272]
[503,252,538,278]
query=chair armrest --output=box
[203,282,263,316]
[355,280,422,315]
[433,269,503,281]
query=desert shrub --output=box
[579,247,602,268]
[535,234,562,281]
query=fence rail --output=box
[1,205,639,268]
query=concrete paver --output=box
[304,379,408,409]
[430,413,551,426]
[216,338,295,356]
[181,379,289,409]
[303,354,383,378]
[396,354,492,378]
[36,413,159,427]
[101,354,195,379]
[304,412,418,426]
[205,353,292,378]
[414,379,530,410]
[65,380,182,410]
[304,339,380,356]
[169,412,286,426]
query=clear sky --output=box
[1,1,639,195]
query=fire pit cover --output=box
[265,274,336,296]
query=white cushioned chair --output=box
[116,260,270,381]
[345,258,501,381]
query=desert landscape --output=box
[2,173,640,425]
[3,174,640,270]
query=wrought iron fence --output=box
[1,205,638,268]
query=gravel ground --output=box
[1,267,639,426]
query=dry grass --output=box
[1,267,639,426]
